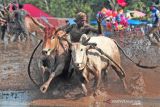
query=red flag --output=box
[117,0,127,7]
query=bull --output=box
[71,34,158,96]
[40,29,71,93]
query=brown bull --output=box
[71,35,127,96]
[40,29,71,93]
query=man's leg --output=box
[20,24,29,41]
[1,25,7,40]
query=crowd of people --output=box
[96,6,159,37]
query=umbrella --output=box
[126,10,146,19]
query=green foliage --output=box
[2,0,158,20]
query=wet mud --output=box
[0,35,160,107]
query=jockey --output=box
[63,12,101,42]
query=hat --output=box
[75,12,87,22]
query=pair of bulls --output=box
[32,30,157,96]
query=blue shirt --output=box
[151,9,160,24]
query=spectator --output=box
[116,8,128,30]
[150,6,160,27]
[12,4,29,40]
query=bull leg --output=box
[111,65,128,92]
[40,66,49,82]
[40,66,45,82]
[39,59,48,82]
[40,63,64,93]
[102,69,109,85]
[81,83,88,96]
[80,68,89,96]
[102,63,110,83]
[93,70,101,96]
[68,61,74,78]
[40,72,55,93]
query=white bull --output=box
[71,35,127,96]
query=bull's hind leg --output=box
[111,65,128,92]
[102,62,110,83]
[92,70,101,96]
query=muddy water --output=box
[0,36,160,107]
[0,40,40,107]
[0,91,30,107]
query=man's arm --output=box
[85,24,99,34]
[58,24,74,33]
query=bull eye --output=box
[80,49,83,51]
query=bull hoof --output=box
[93,90,101,97]
[40,84,48,93]
[82,91,87,96]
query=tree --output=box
[8,0,157,19]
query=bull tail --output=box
[113,40,158,69]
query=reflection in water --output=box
[0,40,41,107]
[0,91,29,107]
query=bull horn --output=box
[80,34,91,45]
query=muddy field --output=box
[0,35,160,107]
